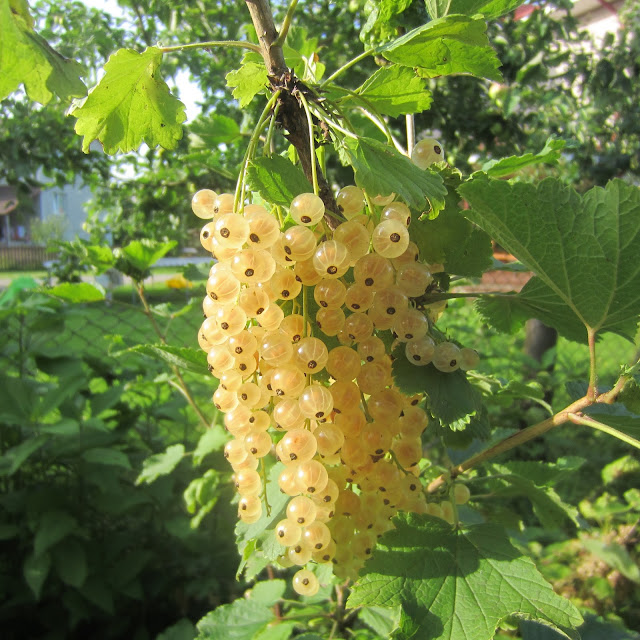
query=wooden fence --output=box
[0,245,58,271]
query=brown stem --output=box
[244,0,339,227]
[427,395,591,493]
[136,283,210,429]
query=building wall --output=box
[38,180,93,242]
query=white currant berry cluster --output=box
[192,138,477,594]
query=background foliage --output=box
[1,0,640,639]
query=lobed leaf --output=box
[71,46,186,154]
[344,137,446,210]
[392,348,484,427]
[247,155,313,208]
[196,598,275,640]
[348,514,583,640]
[381,15,503,81]
[129,344,209,376]
[355,65,433,117]
[226,62,269,108]
[0,0,86,104]
[460,177,640,342]
[136,444,185,485]
[47,282,105,303]
[482,138,566,178]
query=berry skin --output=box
[292,569,319,596]
[411,137,445,169]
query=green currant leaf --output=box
[113,239,177,281]
[460,177,640,342]
[247,155,313,208]
[482,138,566,178]
[347,514,583,640]
[226,61,269,108]
[193,428,228,466]
[382,15,502,81]
[196,598,275,640]
[580,537,640,584]
[0,0,86,104]
[392,348,484,427]
[354,65,433,117]
[343,137,446,210]
[411,169,492,277]
[71,47,186,154]
[136,444,185,485]
[53,538,88,588]
[486,463,580,529]
[47,282,105,303]
[428,0,523,19]
[82,447,132,469]
[128,344,209,376]
[521,614,640,640]
[190,114,242,146]
[23,551,51,600]
[34,510,77,557]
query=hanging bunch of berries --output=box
[192,136,477,595]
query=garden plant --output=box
[1,0,640,639]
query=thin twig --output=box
[161,40,262,54]
[568,412,640,450]
[273,0,299,47]
[587,326,598,401]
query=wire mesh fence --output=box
[1,294,203,371]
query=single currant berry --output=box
[453,483,471,505]
[316,307,346,337]
[234,468,262,496]
[312,240,350,279]
[287,543,313,566]
[395,263,433,297]
[314,279,347,310]
[191,189,218,219]
[244,208,280,248]
[411,137,445,169]
[372,219,410,259]
[295,459,329,495]
[292,569,320,596]
[286,495,318,526]
[282,225,317,261]
[270,269,302,301]
[333,220,371,265]
[353,254,395,291]
[392,308,429,342]
[270,365,306,398]
[231,248,277,284]
[381,201,411,227]
[260,330,294,366]
[206,269,241,304]
[279,428,318,464]
[301,520,331,550]
[199,222,216,252]
[275,518,302,546]
[273,398,305,431]
[290,192,325,226]
[405,335,436,366]
[294,337,329,373]
[214,213,250,248]
[459,347,480,371]
[212,192,235,216]
[432,342,461,373]
[238,286,271,318]
[336,185,365,218]
[344,283,375,312]
[326,346,362,381]
[298,383,334,419]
